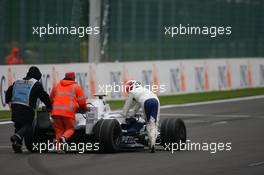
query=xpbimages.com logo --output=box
[163,140,232,154]
[164,24,232,38]
[32,140,100,153]
[32,24,100,38]
[98,82,167,94]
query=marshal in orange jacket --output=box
[50,80,87,119]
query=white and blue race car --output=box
[25,94,187,153]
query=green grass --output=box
[108,87,264,109]
[1,87,264,120]
[0,111,12,120]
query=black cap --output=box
[26,66,42,80]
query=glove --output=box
[42,106,51,112]
[46,107,52,112]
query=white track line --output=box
[161,113,250,118]
[160,95,264,109]
[0,121,13,125]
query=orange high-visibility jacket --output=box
[50,80,87,119]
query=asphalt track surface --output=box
[0,97,264,175]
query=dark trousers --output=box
[14,122,32,145]
[144,98,159,122]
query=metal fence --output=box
[107,0,264,62]
[0,0,263,64]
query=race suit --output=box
[122,86,160,148]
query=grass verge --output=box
[1,87,264,120]
[0,111,12,120]
[108,87,264,109]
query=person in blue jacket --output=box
[5,66,51,153]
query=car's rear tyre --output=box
[24,118,48,153]
[160,118,169,146]
[94,119,122,153]
[160,118,187,151]
[24,119,39,152]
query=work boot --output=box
[10,135,22,153]
[57,136,67,153]
[59,136,66,144]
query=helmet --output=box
[125,80,141,93]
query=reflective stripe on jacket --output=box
[11,78,37,107]
[50,80,87,119]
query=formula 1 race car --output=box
[24,94,187,153]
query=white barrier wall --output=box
[0,58,264,110]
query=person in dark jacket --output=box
[5,66,52,153]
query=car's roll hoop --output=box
[93,93,107,99]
